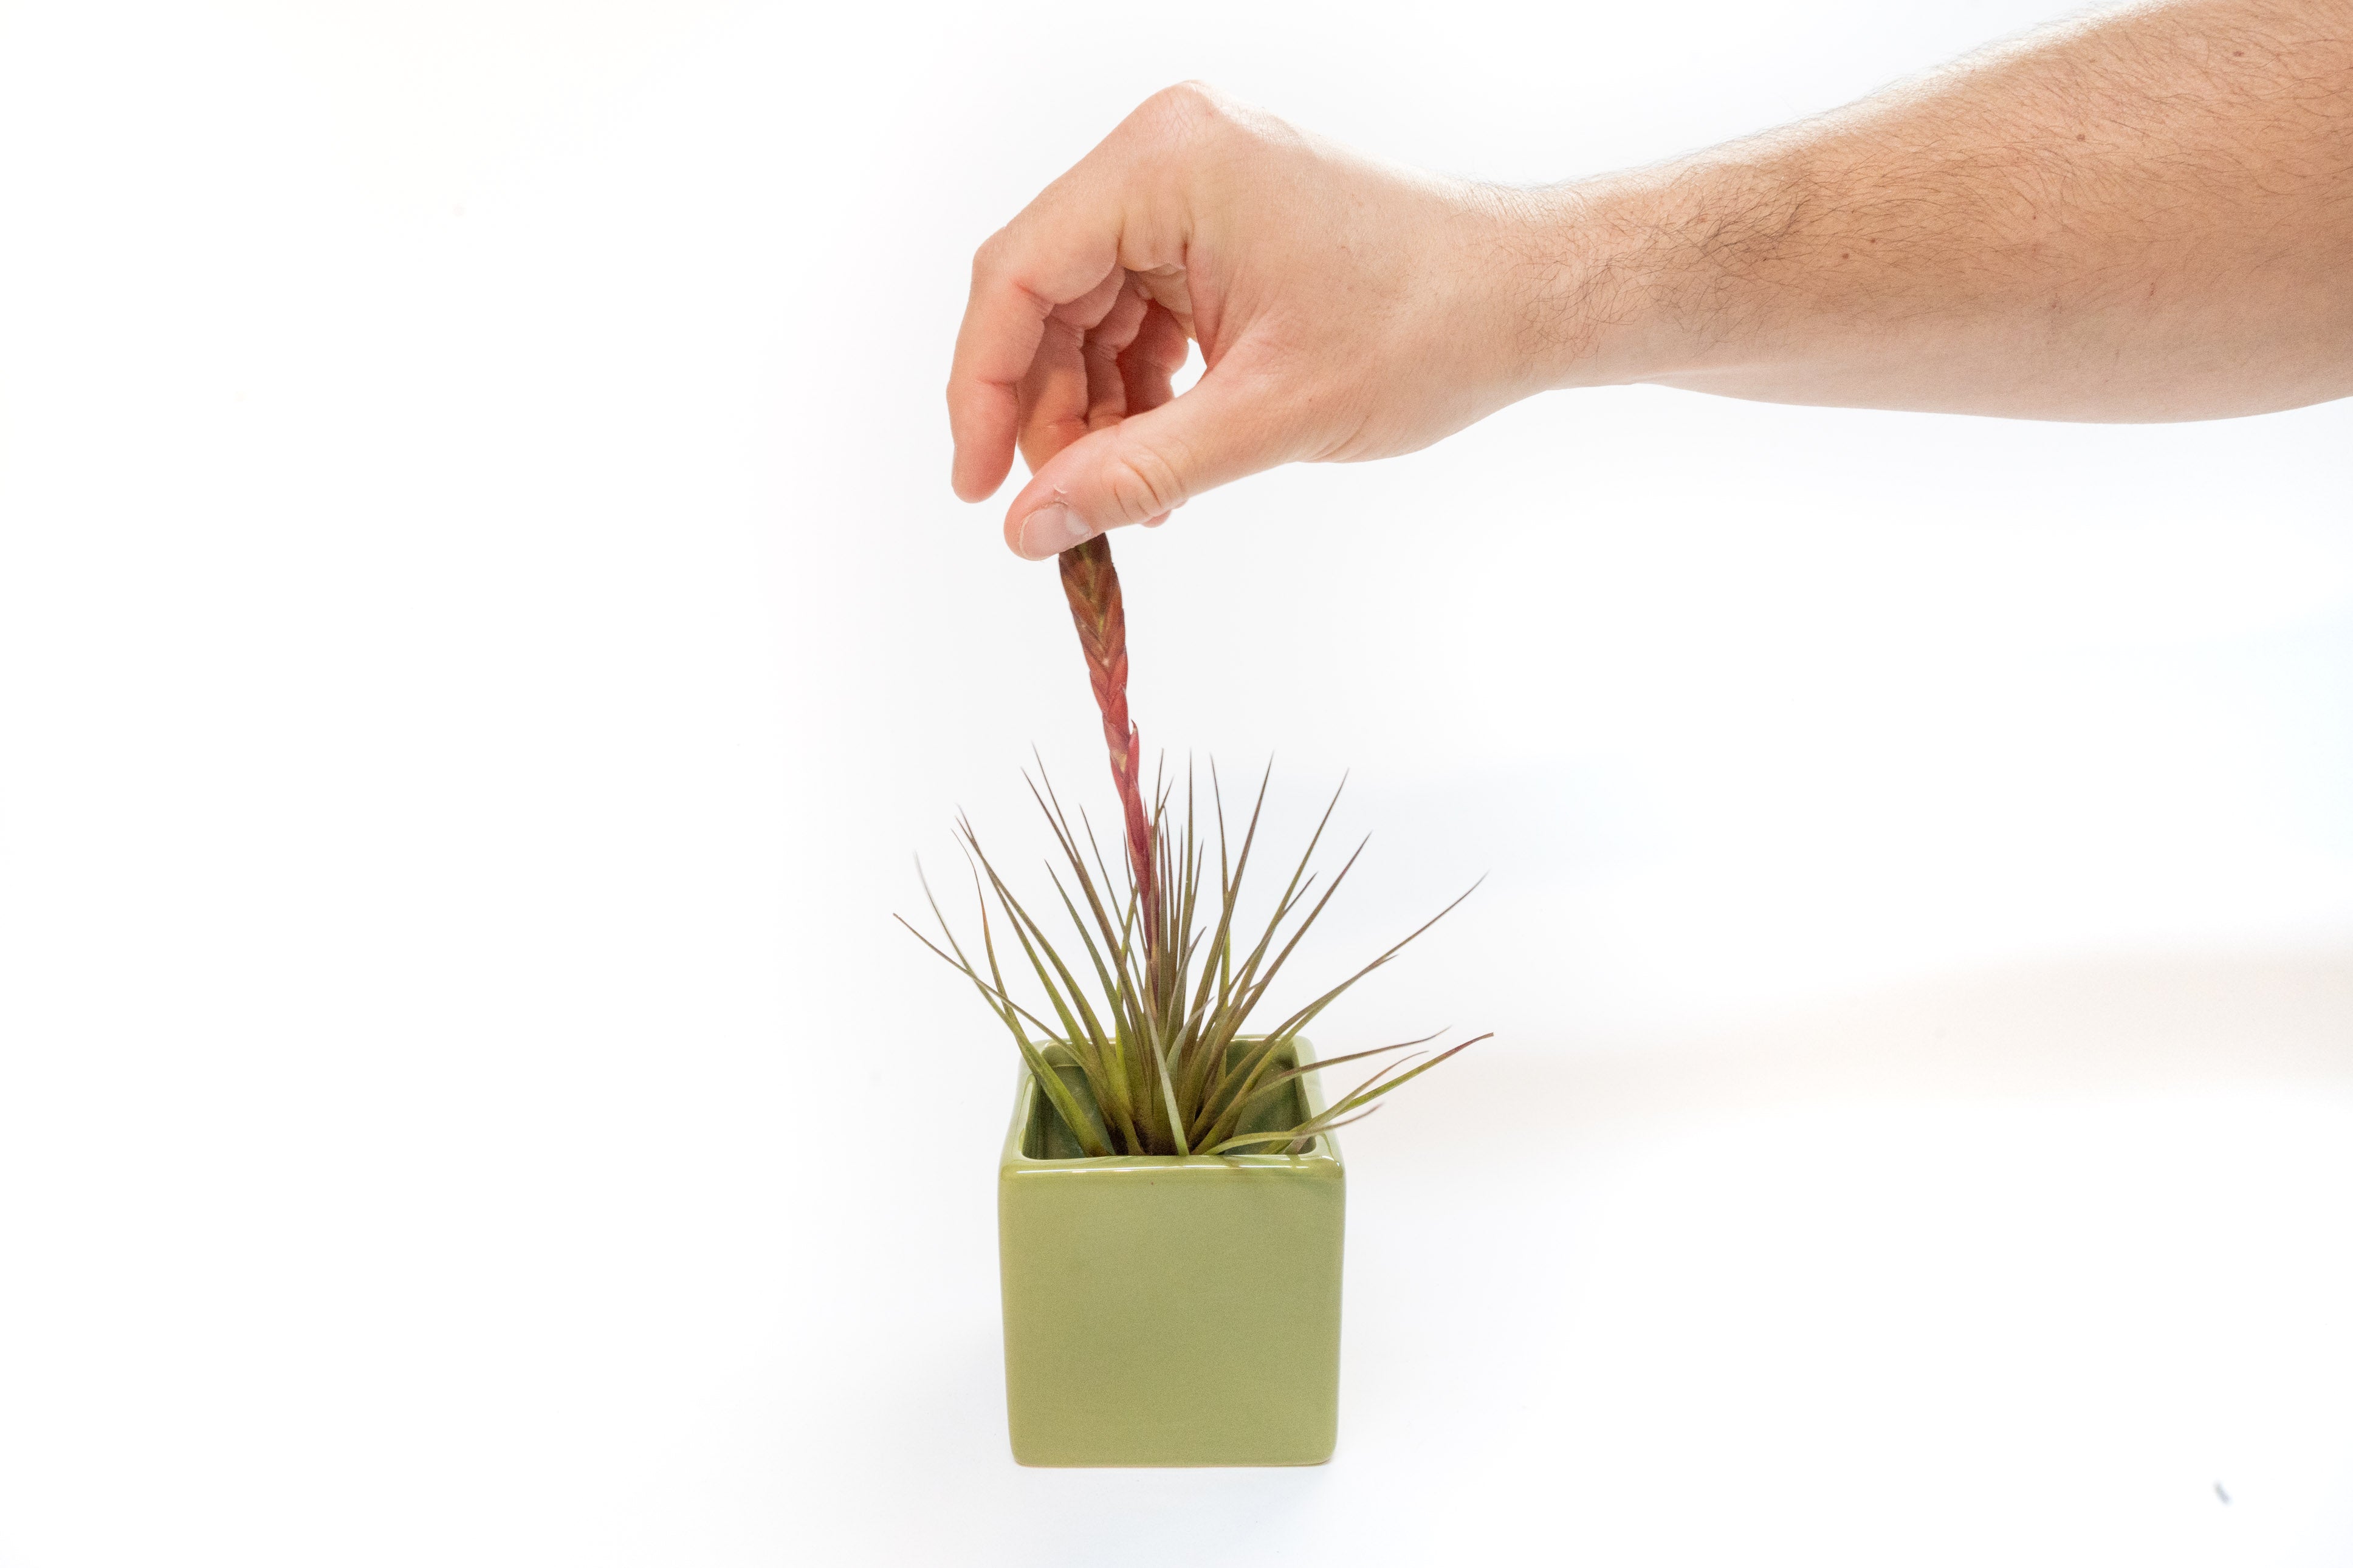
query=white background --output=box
[2,1,2349,1563]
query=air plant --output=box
[902,536,1484,1158]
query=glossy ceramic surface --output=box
[997,1039,1345,1467]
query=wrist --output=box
[1488,181,1652,394]
[1500,154,1802,394]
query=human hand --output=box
[946,84,1568,560]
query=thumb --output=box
[1003,371,1290,560]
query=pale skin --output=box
[947,0,2353,560]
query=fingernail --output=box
[1018,503,1091,560]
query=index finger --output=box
[946,97,1197,502]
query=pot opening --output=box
[1023,1038,1317,1160]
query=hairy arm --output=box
[950,1,2353,557]
[1558,0,2353,419]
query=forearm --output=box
[1535,0,2353,420]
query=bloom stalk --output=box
[1056,535,1156,940]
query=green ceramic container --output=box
[996,1038,1344,1467]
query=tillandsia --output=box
[900,532,1485,1159]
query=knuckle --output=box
[1156,80,1221,117]
[970,228,1009,282]
[1136,80,1231,148]
[1102,442,1187,522]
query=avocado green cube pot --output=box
[997,1039,1344,1467]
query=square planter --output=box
[996,1038,1345,1467]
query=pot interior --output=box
[1022,1038,1313,1160]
